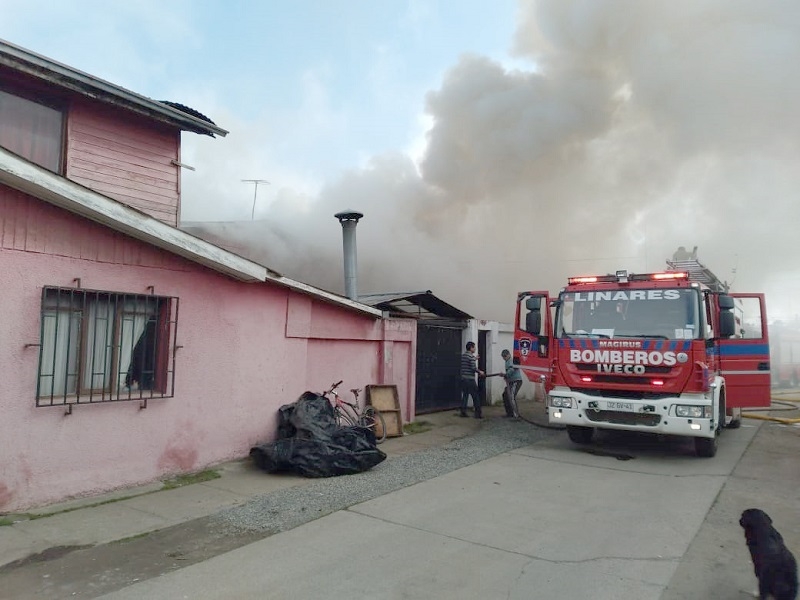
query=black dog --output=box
[740,508,798,600]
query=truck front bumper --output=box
[547,389,717,439]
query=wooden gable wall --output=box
[65,100,182,226]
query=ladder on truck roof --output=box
[666,257,729,292]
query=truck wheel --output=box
[694,435,718,458]
[697,396,724,457]
[567,425,594,444]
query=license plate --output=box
[605,401,634,412]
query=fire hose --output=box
[742,396,800,424]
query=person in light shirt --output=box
[501,349,523,419]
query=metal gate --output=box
[415,324,463,413]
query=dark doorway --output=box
[478,329,488,404]
[415,324,463,413]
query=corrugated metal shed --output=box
[359,290,472,322]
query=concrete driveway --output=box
[97,421,766,600]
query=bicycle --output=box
[322,380,387,444]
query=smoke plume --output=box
[183,0,800,322]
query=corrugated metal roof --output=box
[0,38,228,138]
[359,291,472,320]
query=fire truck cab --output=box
[514,262,770,457]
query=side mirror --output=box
[525,297,540,310]
[718,295,735,310]
[525,310,541,335]
[719,311,736,338]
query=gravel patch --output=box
[216,418,559,534]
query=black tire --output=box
[566,425,594,444]
[361,406,387,444]
[694,435,717,457]
[696,393,724,457]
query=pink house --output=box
[0,40,416,512]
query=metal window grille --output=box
[35,287,179,407]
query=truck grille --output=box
[584,410,662,427]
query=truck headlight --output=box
[550,396,574,408]
[676,405,711,418]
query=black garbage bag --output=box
[289,391,340,439]
[250,391,386,477]
[275,403,296,440]
[275,391,338,440]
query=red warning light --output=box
[651,272,688,280]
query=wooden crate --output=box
[365,384,403,438]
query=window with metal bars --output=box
[35,287,179,407]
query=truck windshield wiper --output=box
[619,334,669,340]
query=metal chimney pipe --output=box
[334,210,364,301]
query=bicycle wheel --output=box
[335,406,358,428]
[361,406,387,444]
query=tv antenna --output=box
[241,179,270,220]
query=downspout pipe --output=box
[334,210,363,301]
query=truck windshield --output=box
[555,288,701,340]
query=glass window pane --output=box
[736,298,764,339]
[0,90,63,172]
[556,289,701,340]
[83,298,114,391]
[38,309,80,397]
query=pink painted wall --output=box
[65,100,181,226]
[0,189,416,511]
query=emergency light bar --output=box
[568,271,690,285]
[650,272,689,280]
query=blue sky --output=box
[0,0,521,215]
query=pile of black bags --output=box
[250,391,386,477]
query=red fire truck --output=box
[514,259,771,457]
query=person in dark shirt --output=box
[460,341,484,418]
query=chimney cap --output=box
[334,209,364,222]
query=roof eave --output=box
[0,38,228,138]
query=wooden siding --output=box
[65,101,181,226]
[0,184,192,271]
